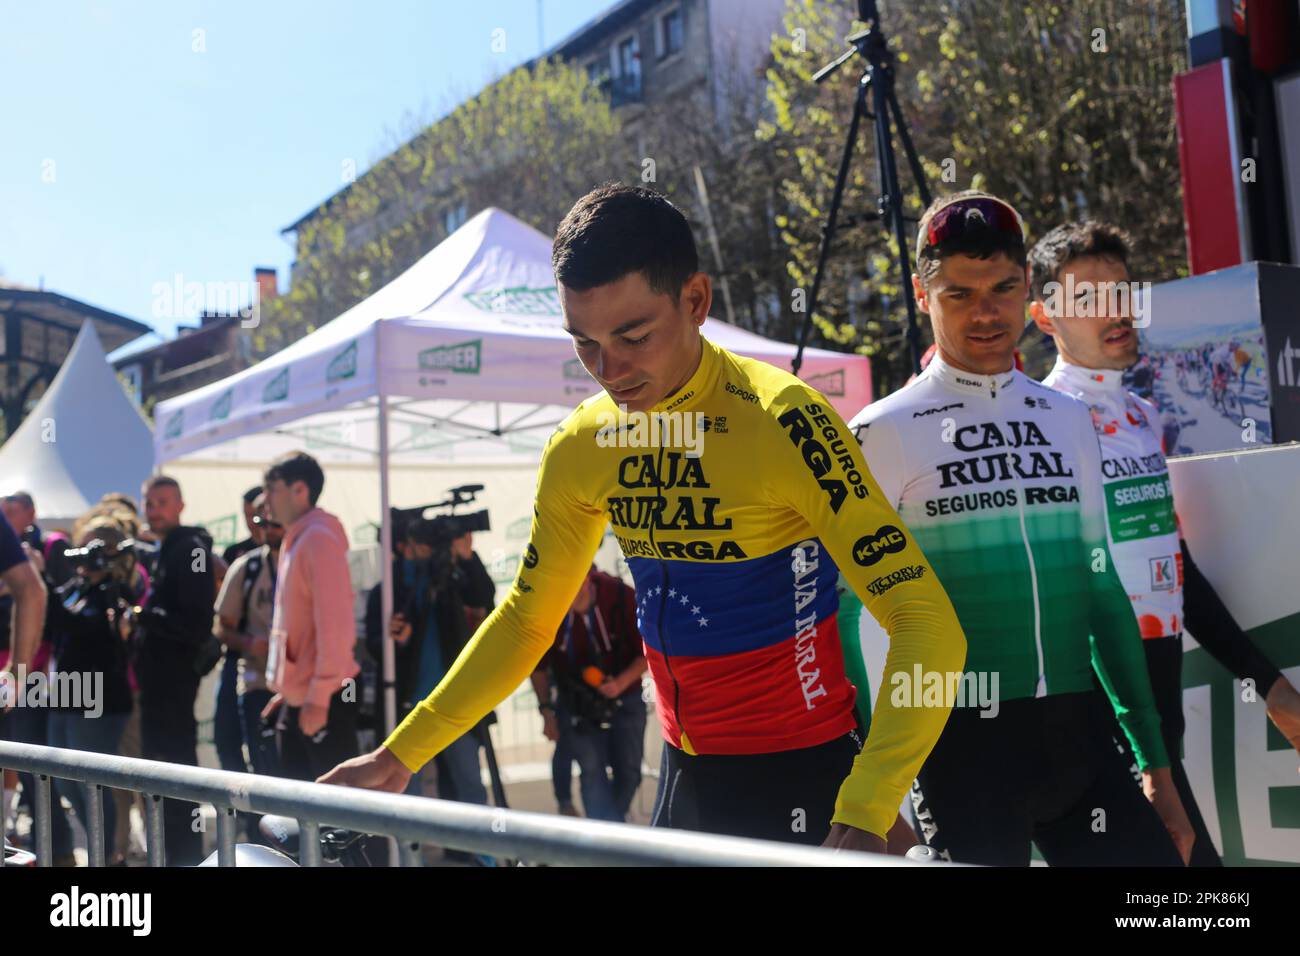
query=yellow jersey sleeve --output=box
[383,420,608,771]
[769,388,967,838]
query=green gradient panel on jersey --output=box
[836,578,872,732]
[1105,474,1176,543]
[902,503,1096,702]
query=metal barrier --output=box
[1,742,901,867]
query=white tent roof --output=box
[0,322,154,525]
[154,207,871,466]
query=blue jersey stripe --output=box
[628,538,841,657]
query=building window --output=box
[120,364,143,406]
[658,7,683,60]
[610,33,641,106]
[443,202,468,235]
[585,55,611,94]
[616,34,640,87]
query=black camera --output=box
[385,486,492,624]
[559,673,623,732]
[59,537,142,614]
[391,485,491,546]
[390,485,491,573]
[64,537,136,574]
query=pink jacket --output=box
[267,507,360,708]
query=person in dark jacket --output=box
[133,475,216,866]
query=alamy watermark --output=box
[50,886,150,935]
[1040,276,1152,328]
[889,664,1000,718]
[594,405,707,456]
[0,666,104,718]
[151,273,261,328]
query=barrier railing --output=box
[1,742,902,867]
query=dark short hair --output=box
[1028,221,1133,301]
[916,190,1027,287]
[552,182,699,299]
[242,485,263,506]
[143,475,181,496]
[263,451,324,506]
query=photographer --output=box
[134,475,216,866]
[82,493,149,864]
[530,567,646,823]
[45,516,142,865]
[365,518,488,809]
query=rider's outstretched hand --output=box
[317,746,413,793]
[1143,767,1194,865]
[822,823,887,855]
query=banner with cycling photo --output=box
[1132,262,1299,457]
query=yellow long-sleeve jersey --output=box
[385,335,966,838]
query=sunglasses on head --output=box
[252,515,282,529]
[920,197,1025,256]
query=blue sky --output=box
[0,0,609,352]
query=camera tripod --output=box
[790,0,932,380]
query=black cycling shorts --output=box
[649,728,862,845]
[910,690,1183,866]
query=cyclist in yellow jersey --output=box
[321,183,966,851]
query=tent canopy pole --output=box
[376,328,398,738]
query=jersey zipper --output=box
[648,422,687,748]
[995,381,1047,697]
[1015,481,1047,697]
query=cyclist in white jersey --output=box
[1028,220,1300,865]
[847,191,1193,866]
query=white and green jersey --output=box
[1042,359,1183,639]
[847,354,1168,769]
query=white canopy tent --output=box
[0,321,154,528]
[154,208,873,732]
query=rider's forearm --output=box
[833,587,967,839]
